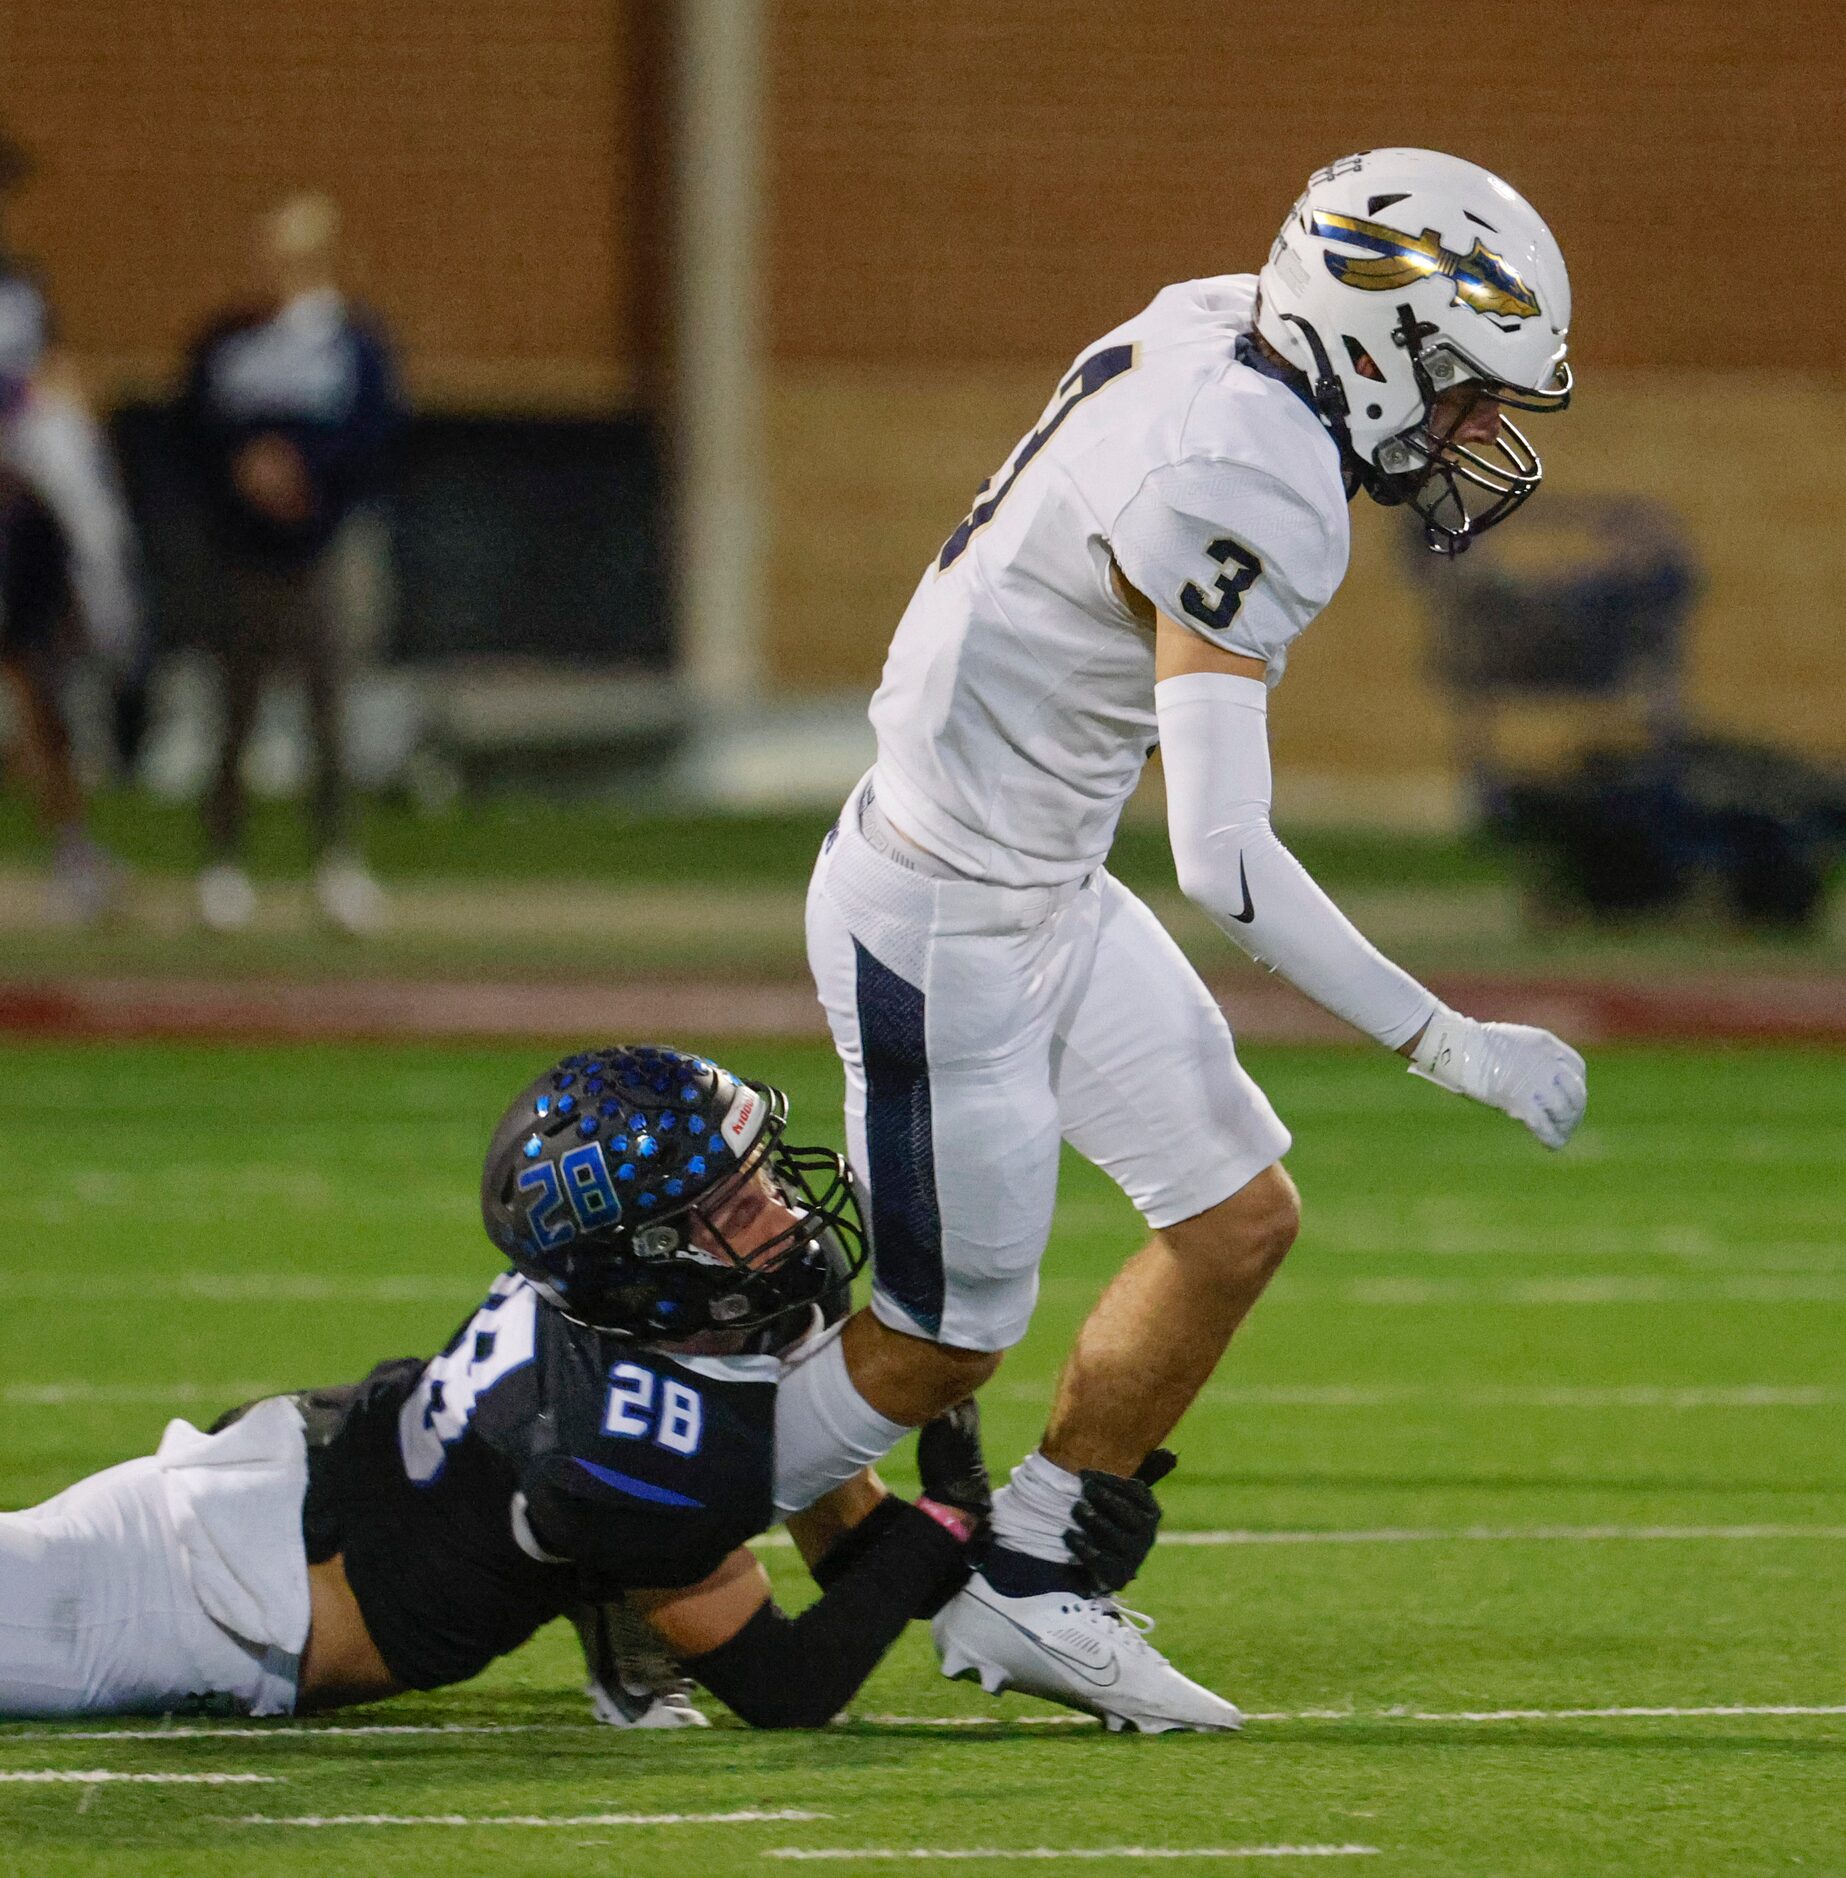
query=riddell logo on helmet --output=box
[721,1087,766,1154]
[1310,211,1541,323]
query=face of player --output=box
[1430,381,1506,449]
[690,1167,804,1269]
[654,1166,815,1357]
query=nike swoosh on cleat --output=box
[1229,854,1255,924]
[968,1588,1123,1689]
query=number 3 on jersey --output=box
[1180,536,1263,633]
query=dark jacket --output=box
[180,292,402,565]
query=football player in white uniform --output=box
[775,148,1588,1732]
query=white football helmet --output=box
[1255,148,1571,554]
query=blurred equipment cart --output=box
[1405,496,1844,928]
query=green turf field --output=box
[4,791,1841,981]
[1,1039,1841,1874]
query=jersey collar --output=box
[1234,332,1323,422]
[1234,333,1357,499]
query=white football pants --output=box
[806,773,1290,1351]
[0,1396,309,1718]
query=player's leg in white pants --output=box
[794,798,1262,1728]
[776,784,1096,1513]
[971,870,1295,1557]
[936,872,1293,1731]
[1053,872,1291,1235]
[0,1400,308,1718]
[806,800,1095,1352]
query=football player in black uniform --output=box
[0,1045,1164,1727]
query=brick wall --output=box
[3,0,1840,773]
[0,0,641,404]
[766,0,1843,372]
[7,0,1837,392]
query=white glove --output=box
[1409,1004,1587,1150]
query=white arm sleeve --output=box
[1156,669,1438,1049]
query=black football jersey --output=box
[307,1275,779,1690]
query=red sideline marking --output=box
[0,972,1841,1045]
[1422,972,1846,1045]
[0,978,826,1044]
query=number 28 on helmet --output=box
[481,1045,865,1343]
[1256,147,1572,554]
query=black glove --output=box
[915,1397,992,1538]
[1066,1448,1176,1595]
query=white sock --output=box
[987,1449,1083,1563]
[770,1322,909,1516]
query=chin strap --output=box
[1275,311,1375,499]
[1276,313,1351,437]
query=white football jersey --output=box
[868,274,1351,888]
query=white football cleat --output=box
[584,1673,710,1730]
[574,1600,710,1730]
[933,1571,1243,1734]
[198,862,258,933]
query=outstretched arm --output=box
[1153,612,1586,1149]
[532,1406,993,1730]
[563,1403,1167,1728]
[629,1492,975,1728]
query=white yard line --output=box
[849,1715,1093,1728]
[1156,1525,1846,1546]
[5,1270,1844,1309]
[12,1703,1842,1748]
[0,1769,277,1783]
[1331,1278,1846,1306]
[237,1808,828,1828]
[762,1850,1380,1862]
[993,1381,1846,1410]
[0,1722,579,1742]
[6,1272,1840,1308]
[2,1382,285,1407]
[1313,1704,1846,1723]
[749,1524,1846,1551]
[851,1704,1846,1728]
[0,1272,466,1304]
[1306,1226,1845,1264]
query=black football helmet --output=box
[481,1044,864,1344]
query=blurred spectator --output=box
[0,127,145,925]
[179,193,401,935]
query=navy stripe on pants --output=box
[852,937,945,1337]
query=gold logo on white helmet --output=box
[1311,211,1542,323]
